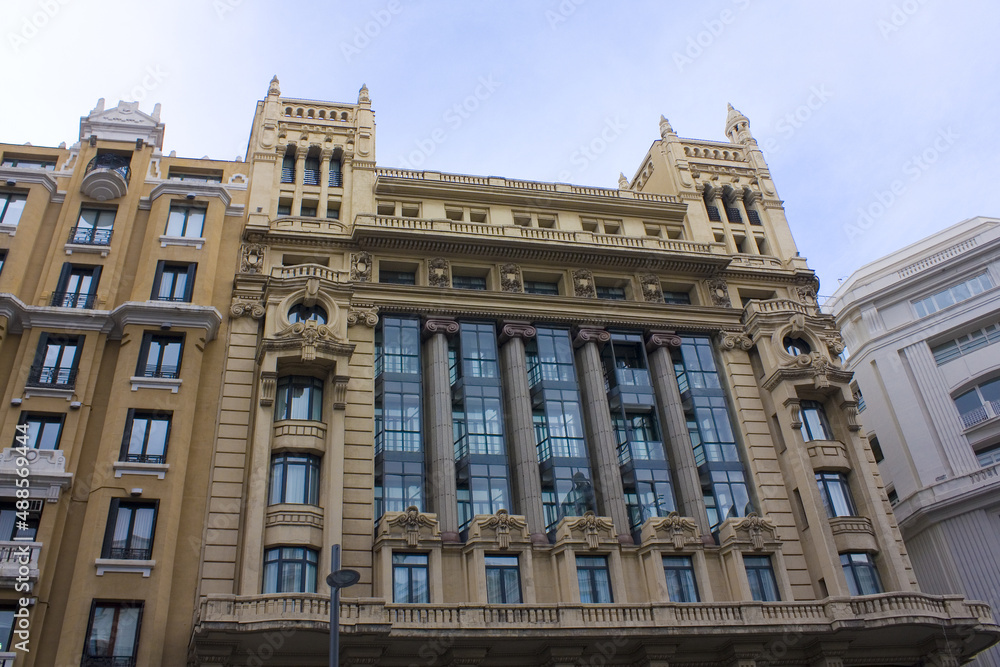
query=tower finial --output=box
[358,83,370,105]
[268,76,280,97]
[725,103,753,145]
[618,172,630,190]
[659,114,675,139]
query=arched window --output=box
[783,336,811,356]
[288,303,327,324]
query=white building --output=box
[827,216,1000,666]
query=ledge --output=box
[64,242,110,257]
[130,376,182,393]
[113,461,169,479]
[159,234,205,249]
[0,448,72,501]
[95,558,155,577]
[0,223,16,237]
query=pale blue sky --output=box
[4,0,998,295]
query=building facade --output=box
[0,80,996,666]
[827,217,1000,667]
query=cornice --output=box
[0,167,59,196]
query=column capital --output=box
[645,329,683,352]
[499,320,536,344]
[572,325,609,349]
[422,316,459,340]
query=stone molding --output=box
[498,320,536,344]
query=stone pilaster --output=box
[646,330,712,537]
[498,321,547,543]
[572,325,632,544]
[422,317,460,542]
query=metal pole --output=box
[330,543,340,667]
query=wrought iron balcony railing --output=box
[81,656,136,667]
[139,365,179,379]
[120,452,166,465]
[85,154,131,182]
[106,547,152,560]
[69,226,113,245]
[27,364,77,387]
[329,171,343,187]
[50,290,97,308]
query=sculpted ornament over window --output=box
[350,252,372,282]
[640,274,663,302]
[277,319,340,362]
[825,333,846,356]
[499,263,522,293]
[346,305,379,327]
[572,269,596,298]
[481,509,526,550]
[652,512,700,550]
[708,277,732,307]
[719,332,753,351]
[387,506,436,548]
[428,258,450,288]
[240,243,266,274]
[734,512,776,551]
[568,511,614,550]
[230,297,265,319]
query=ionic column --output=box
[292,147,307,213]
[645,330,712,537]
[422,317,460,542]
[317,148,332,218]
[573,326,632,545]
[498,321,547,544]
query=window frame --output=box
[102,500,158,561]
[29,333,82,387]
[392,552,430,603]
[0,192,27,226]
[82,600,144,667]
[151,261,196,302]
[263,546,318,594]
[52,263,101,308]
[0,501,41,541]
[136,333,184,379]
[815,471,858,518]
[840,552,882,596]
[275,376,324,421]
[120,410,171,464]
[484,555,522,604]
[576,555,614,603]
[16,412,64,450]
[744,555,780,601]
[268,453,321,505]
[800,400,834,442]
[73,207,116,246]
[164,204,206,238]
[287,303,328,324]
[662,555,700,602]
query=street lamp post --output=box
[327,544,360,667]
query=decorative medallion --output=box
[346,305,379,327]
[499,263,522,293]
[428,258,450,288]
[708,277,731,307]
[718,332,754,351]
[350,251,372,283]
[230,297,265,319]
[240,243,266,275]
[640,274,663,302]
[276,320,339,362]
[572,269,596,298]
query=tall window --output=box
[841,553,882,595]
[744,555,780,601]
[0,501,40,540]
[392,553,429,603]
[376,317,420,375]
[280,151,295,183]
[303,156,320,185]
[663,556,699,602]
[954,378,1000,429]
[329,157,343,187]
[102,501,157,560]
[152,262,196,302]
[0,192,26,226]
[165,205,205,238]
[459,322,499,379]
[0,249,6,276]
[52,264,101,308]
[576,556,613,603]
[801,400,833,441]
[16,412,63,449]
[275,377,324,421]
[816,472,857,518]
[263,547,318,593]
[137,333,183,379]
[28,334,82,387]
[485,555,522,604]
[73,208,116,245]
[83,601,143,667]
[120,411,170,464]
[269,454,320,505]
[0,606,15,654]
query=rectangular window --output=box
[745,555,780,601]
[816,472,857,517]
[0,501,40,540]
[0,250,6,275]
[167,169,222,183]
[485,555,522,604]
[152,262,196,302]
[164,205,205,238]
[452,274,487,290]
[52,264,101,308]
[725,206,743,224]
[801,400,834,441]
[523,280,560,295]
[102,501,157,560]
[706,204,722,222]
[596,285,626,300]
[954,378,1000,429]
[931,321,1000,365]
[303,157,320,186]
[275,376,324,421]
[977,444,1000,468]
[663,556,699,602]
[329,158,343,187]
[576,555,613,603]
[869,435,884,463]
[912,272,993,318]
[16,412,64,449]
[83,601,143,666]
[280,153,295,184]
[0,605,15,653]
[746,209,763,225]
[663,290,691,305]
[269,453,321,505]
[379,269,416,285]
[393,553,429,603]
[137,333,183,379]
[120,410,170,464]
[28,334,82,387]
[263,547,318,593]
[840,552,882,595]
[0,192,27,226]
[73,208,115,245]
[2,157,55,170]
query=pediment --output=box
[79,99,165,149]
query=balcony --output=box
[962,401,1000,429]
[190,593,1000,666]
[617,439,666,466]
[68,226,113,246]
[81,154,131,201]
[50,290,97,309]
[26,364,77,388]
[0,541,40,588]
